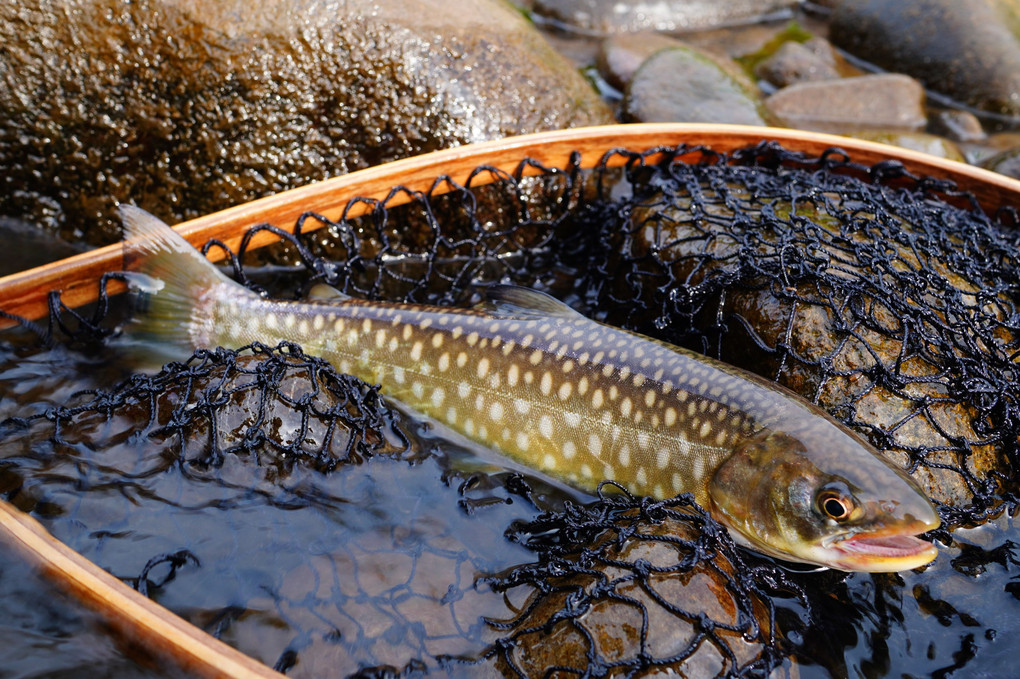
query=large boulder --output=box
[0,0,613,246]
[830,0,1020,119]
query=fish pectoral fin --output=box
[477,285,582,320]
[307,283,351,302]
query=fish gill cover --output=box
[1,142,1019,677]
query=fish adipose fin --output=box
[478,284,582,320]
[307,283,352,302]
[118,204,248,363]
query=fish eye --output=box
[817,484,856,522]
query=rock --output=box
[623,45,767,125]
[928,109,987,143]
[765,74,927,134]
[596,32,686,92]
[849,131,966,162]
[753,37,842,89]
[490,511,782,677]
[980,146,1020,180]
[606,169,1016,510]
[532,0,798,35]
[0,0,613,247]
[830,0,1020,118]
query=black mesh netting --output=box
[2,141,1020,678]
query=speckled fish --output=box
[118,205,940,572]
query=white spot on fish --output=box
[564,411,581,428]
[508,364,520,387]
[592,389,604,409]
[392,366,406,384]
[457,352,468,368]
[563,440,577,460]
[635,467,647,486]
[656,448,670,469]
[542,453,557,470]
[620,397,632,417]
[431,387,445,409]
[513,398,531,415]
[540,372,553,396]
[516,432,530,450]
[588,433,603,457]
[438,353,450,371]
[410,342,423,361]
[477,357,490,379]
[558,382,572,401]
[412,382,424,399]
[458,382,470,398]
[538,415,553,439]
[267,315,278,330]
[432,334,444,349]
[618,444,631,466]
[489,401,504,421]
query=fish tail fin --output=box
[118,205,244,362]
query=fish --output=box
[117,205,940,572]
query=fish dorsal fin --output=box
[478,285,582,320]
[307,283,351,302]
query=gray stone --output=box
[623,46,767,125]
[765,74,927,134]
[532,0,798,35]
[596,32,686,92]
[980,146,1020,180]
[848,131,966,162]
[830,0,1020,118]
[928,109,987,143]
[0,0,613,247]
[753,37,841,89]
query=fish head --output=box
[707,429,940,572]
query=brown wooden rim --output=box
[0,498,284,678]
[2,123,1019,328]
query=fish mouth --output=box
[829,531,937,572]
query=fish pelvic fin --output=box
[118,205,248,362]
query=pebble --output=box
[624,45,767,125]
[764,74,927,134]
[753,37,841,89]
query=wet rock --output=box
[753,37,842,89]
[596,32,686,92]
[848,131,966,162]
[594,163,1018,512]
[532,0,798,35]
[928,109,987,143]
[830,0,1020,118]
[490,510,783,677]
[623,46,767,125]
[980,146,1020,180]
[765,74,926,133]
[0,0,612,247]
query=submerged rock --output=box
[765,74,926,133]
[830,0,1020,119]
[0,0,612,247]
[623,45,767,125]
[532,0,798,34]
